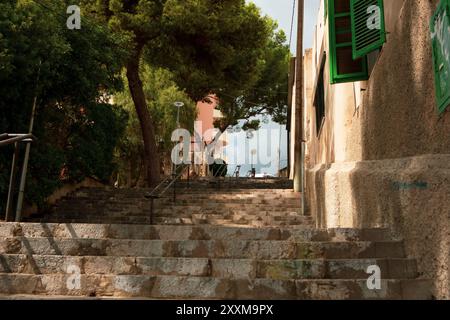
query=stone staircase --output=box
[0,223,431,299]
[0,178,432,299]
[25,179,310,227]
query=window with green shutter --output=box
[328,0,368,84]
[430,0,450,114]
[350,0,386,60]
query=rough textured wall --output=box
[304,49,314,162]
[305,1,359,167]
[384,0,407,32]
[196,99,216,141]
[348,1,450,298]
[304,0,450,299]
[357,0,450,160]
[306,0,450,165]
[306,155,450,299]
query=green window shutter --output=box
[328,0,368,84]
[430,0,450,114]
[350,0,386,60]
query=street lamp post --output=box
[174,101,184,128]
[173,102,185,176]
[251,148,257,177]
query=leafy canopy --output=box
[0,0,127,212]
[114,65,197,187]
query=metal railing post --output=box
[5,142,19,221]
[15,141,32,222]
[15,73,40,222]
[150,197,154,225]
[1,134,35,222]
[145,164,189,224]
[187,165,190,187]
[173,173,176,203]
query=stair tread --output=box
[0,180,431,299]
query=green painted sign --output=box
[431,0,450,114]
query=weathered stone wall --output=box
[304,0,450,299]
[306,155,450,298]
[351,0,450,161]
[22,177,104,218]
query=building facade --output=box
[193,96,228,177]
[292,0,450,299]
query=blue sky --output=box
[224,1,320,176]
[250,0,321,52]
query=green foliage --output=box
[65,103,128,183]
[114,65,197,186]
[0,0,293,212]
[0,0,127,214]
[215,24,291,131]
[151,0,270,101]
[83,0,280,131]
[25,143,65,210]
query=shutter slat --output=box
[328,0,369,84]
[350,0,386,59]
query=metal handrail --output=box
[146,165,184,198]
[144,164,189,224]
[159,165,188,197]
[0,133,35,140]
[1,133,36,222]
[232,165,241,178]
[0,134,35,147]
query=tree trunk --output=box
[126,43,160,186]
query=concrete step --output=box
[62,195,299,203]
[0,255,418,280]
[152,217,312,227]
[51,199,301,210]
[26,217,155,225]
[49,207,304,216]
[0,238,406,259]
[155,205,303,213]
[154,214,311,221]
[70,189,299,198]
[0,223,395,242]
[25,216,312,227]
[0,274,432,299]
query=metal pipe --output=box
[159,166,186,195]
[15,141,31,222]
[173,173,176,203]
[15,84,39,222]
[150,197,154,225]
[1,133,32,140]
[145,164,188,224]
[0,134,33,147]
[5,143,19,221]
[7,134,32,137]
